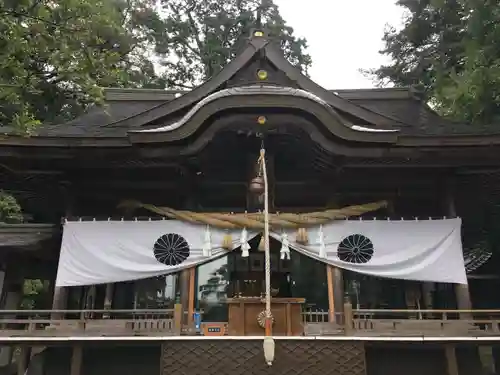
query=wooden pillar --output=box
[327,265,345,322]
[343,298,353,335]
[70,345,83,375]
[187,268,196,327]
[325,197,344,321]
[103,283,114,318]
[52,185,73,320]
[0,270,23,367]
[479,346,496,374]
[387,200,420,312]
[333,267,344,314]
[51,286,68,320]
[16,346,31,375]
[179,269,190,325]
[422,282,434,318]
[445,345,459,375]
[326,265,335,322]
[445,180,472,311]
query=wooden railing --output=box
[302,303,500,336]
[2,304,500,337]
[0,306,182,337]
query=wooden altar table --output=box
[226,297,305,336]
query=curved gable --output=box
[109,33,405,132]
[128,85,399,145]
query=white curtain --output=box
[55,218,467,287]
[271,218,466,284]
[55,220,257,287]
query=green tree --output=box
[158,0,312,88]
[368,0,500,124]
[0,0,166,132]
[1,0,311,131]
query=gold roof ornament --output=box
[257,69,268,80]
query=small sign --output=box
[202,323,227,336]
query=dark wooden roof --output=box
[1,32,500,149]
[37,87,419,137]
[38,86,498,138]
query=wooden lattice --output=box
[161,340,366,375]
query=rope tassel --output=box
[280,232,290,260]
[296,227,308,245]
[202,225,212,257]
[240,228,251,258]
[222,231,233,250]
[318,225,326,258]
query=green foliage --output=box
[0,0,167,131]
[369,0,500,124]
[0,191,22,223]
[21,279,49,310]
[0,0,310,131]
[158,0,312,88]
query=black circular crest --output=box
[153,233,190,266]
[337,234,374,264]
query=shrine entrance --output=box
[195,235,327,335]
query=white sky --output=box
[274,0,405,90]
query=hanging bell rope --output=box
[118,200,387,230]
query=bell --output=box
[249,176,265,195]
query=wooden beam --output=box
[70,180,438,195]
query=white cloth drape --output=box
[271,218,466,284]
[55,220,257,287]
[55,218,467,287]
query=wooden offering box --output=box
[226,297,305,336]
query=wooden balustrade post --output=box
[343,298,353,335]
[173,303,183,334]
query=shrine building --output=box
[0,29,499,375]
